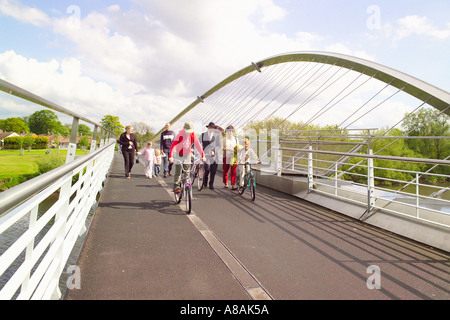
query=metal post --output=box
[367,149,375,212]
[334,162,338,196]
[415,173,420,219]
[308,145,313,192]
[66,117,79,164]
[90,126,98,153]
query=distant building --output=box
[0,132,20,148]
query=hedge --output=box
[3,136,49,150]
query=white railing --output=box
[0,140,115,300]
[269,146,450,229]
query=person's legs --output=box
[173,164,182,191]
[223,161,230,186]
[203,163,210,187]
[163,148,170,176]
[230,165,237,187]
[209,162,218,188]
[122,151,132,177]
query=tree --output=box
[131,121,154,146]
[402,107,450,160]
[0,117,29,133]
[78,124,92,136]
[28,110,58,135]
[100,115,123,137]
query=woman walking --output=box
[118,125,138,179]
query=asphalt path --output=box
[66,154,450,300]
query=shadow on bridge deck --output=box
[65,154,450,300]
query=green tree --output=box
[402,107,450,160]
[78,136,90,149]
[100,115,123,137]
[78,124,92,136]
[131,121,154,146]
[0,117,29,133]
[28,110,59,135]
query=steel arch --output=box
[156,51,450,138]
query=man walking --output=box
[160,122,175,178]
[200,122,222,189]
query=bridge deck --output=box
[65,154,450,300]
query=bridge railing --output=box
[0,139,116,299]
[269,145,450,229]
[0,78,117,299]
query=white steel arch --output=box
[156,51,450,137]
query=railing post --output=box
[334,162,338,196]
[271,129,281,176]
[308,145,313,193]
[367,149,375,212]
[20,205,38,297]
[415,173,420,219]
[51,173,72,299]
[66,117,79,164]
[90,125,98,153]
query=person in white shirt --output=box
[222,125,239,190]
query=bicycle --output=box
[173,158,197,214]
[190,158,205,191]
[237,162,257,201]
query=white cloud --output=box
[0,0,50,26]
[0,0,377,132]
[393,15,450,41]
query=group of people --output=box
[118,125,163,179]
[118,121,259,194]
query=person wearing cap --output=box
[169,121,206,194]
[199,122,222,189]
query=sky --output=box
[0,0,449,133]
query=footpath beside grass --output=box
[0,149,88,191]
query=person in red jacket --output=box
[169,121,205,193]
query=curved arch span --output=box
[156,51,450,138]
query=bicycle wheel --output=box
[250,177,256,201]
[175,188,182,204]
[197,164,204,191]
[185,184,192,214]
[237,175,245,195]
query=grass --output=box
[0,149,88,191]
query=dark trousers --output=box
[162,148,173,174]
[203,162,218,187]
[122,151,135,176]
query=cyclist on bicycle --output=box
[168,121,206,194]
[237,137,259,188]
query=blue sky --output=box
[0,0,449,130]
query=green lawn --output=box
[0,149,88,190]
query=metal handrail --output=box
[0,79,103,128]
[0,140,116,217]
[276,146,450,166]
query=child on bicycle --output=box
[169,121,206,194]
[237,137,259,188]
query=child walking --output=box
[154,149,162,177]
[138,142,157,178]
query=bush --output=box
[3,136,49,150]
[36,155,65,174]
